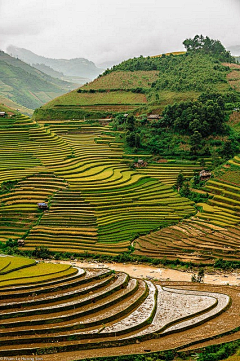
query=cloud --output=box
[1,0,240,63]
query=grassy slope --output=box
[0,102,18,115]
[34,52,232,120]
[0,95,33,115]
[82,70,159,90]
[0,51,76,111]
[43,90,147,107]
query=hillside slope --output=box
[0,51,77,111]
[34,50,235,121]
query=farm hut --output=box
[37,202,48,210]
[17,239,25,247]
[134,158,148,168]
[147,114,161,120]
[0,112,6,117]
[199,170,211,181]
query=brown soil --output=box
[51,260,240,286]
[40,282,240,361]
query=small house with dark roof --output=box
[38,202,48,210]
[199,170,211,181]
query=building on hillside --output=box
[0,112,6,117]
[17,239,25,247]
[134,158,148,168]
[147,114,160,120]
[38,202,48,210]
[199,170,212,181]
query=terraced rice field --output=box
[134,161,240,263]
[0,115,197,254]
[1,114,240,261]
[134,218,240,263]
[135,162,202,186]
[0,255,238,358]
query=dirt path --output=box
[51,259,240,286]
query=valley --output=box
[0,35,240,360]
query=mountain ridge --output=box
[7,45,104,81]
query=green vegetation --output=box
[0,262,73,287]
[111,107,239,160]
[43,90,147,107]
[0,95,33,115]
[183,35,235,62]
[0,103,18,115]
[0,180,18,195]
[34,35,238,121]
[196,341,240,361]
[82,70,159,91]
[78,341,240,361]
[161,93,226,137]
[0,255,35,274]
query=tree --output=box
[126,132,136,147]
[193,171,200,186]
[198,267,205,282]
[191,268,205,283]
[183,35,235,62]
[135,133,141,148]
[221,140,235,159]
[190,131,202,154]
[126,115,135,131]
[175,173,184,191]
[180,182,191,197]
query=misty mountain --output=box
[0,51,77,111]
[7,46,104,81]
[30,63,65,79]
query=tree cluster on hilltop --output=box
[103,35,235,76]
[183,35,235,62]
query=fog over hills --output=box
[7,45,104,83]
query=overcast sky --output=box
[0,0,240,65]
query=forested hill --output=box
[103,35,235,74]
[0,51,77,112]
[34,35,238,122]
